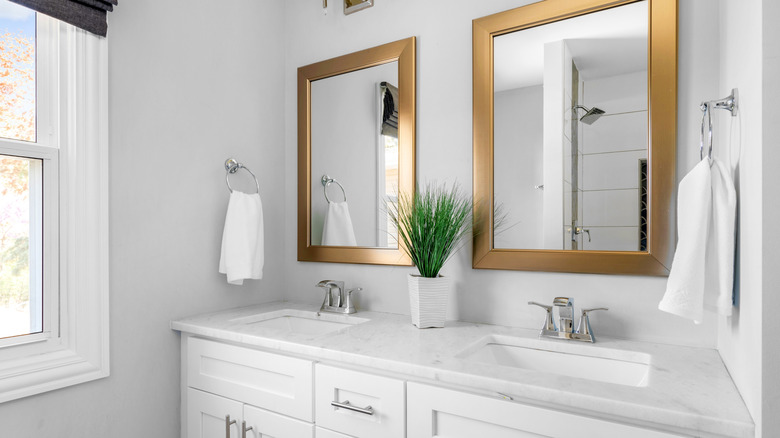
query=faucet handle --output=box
[343,287,361,314]
[316,279,338,308]
[528,301,552,311]
[582,307,609,313]
[528,301,555,331]
[316,279,337,288]
[577,307,608,336]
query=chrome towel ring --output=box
[700,88,738,160]
[225,158,260,194]
[321,175,347,203]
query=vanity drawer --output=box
[187,337,314,421]
[407,383,689,438]
[315,364,405,438]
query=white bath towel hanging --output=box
[704,157,737,316]
[322,201,357,246]
[659,158,712,323]
[219,191,264,285]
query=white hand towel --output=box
[704,158,737,316]
[219,191,264,285]
[322,201,357,246]
[659,159,712,323]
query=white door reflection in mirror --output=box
[310,61,399,248]
[493,1,648,252]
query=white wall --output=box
[761,1,780,433]
[283,0,719,348]
[761,1,780,434]
[0,0,286,436]
[493,85,543,249]
[715,0,763,432]
[716,0,780,436]
[310,62,398,246]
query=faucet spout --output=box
[553,297,574,333]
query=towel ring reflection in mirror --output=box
[321,175,347,203]
[224,158,260,194]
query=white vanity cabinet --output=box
[406,383,688,438]
[180,335,706,438]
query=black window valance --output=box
[380,81,399,138]
[9,0,117,37]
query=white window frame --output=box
[0,14,109,403]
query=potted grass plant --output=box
[387,183,472,328]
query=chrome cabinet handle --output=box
[241,420,253,438]
[331,400,374,415]
[225,415,237,438]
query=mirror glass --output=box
[493,1,648,252]
[309,61,399,248]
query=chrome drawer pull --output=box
[241,420,253,438]
[225,415,237,438]
[331,400,374,415]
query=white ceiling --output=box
[494,1,648,92]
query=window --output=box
[0,0,108,403]
[0,155,44,340]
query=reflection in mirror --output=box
[310,61,399,248]
[493,1,648,252]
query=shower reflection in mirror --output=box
[492,0,649,252]
[309,61,400,248]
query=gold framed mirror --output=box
[298,37,416,265]
[473,0,676,275]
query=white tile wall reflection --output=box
[579,71,647,251]
[583,227,641,251]
[583,189,639,227]
[582,150,647,191]
[582,112,648,154]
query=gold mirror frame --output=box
[472,0,677,276]
[298,37,416,265]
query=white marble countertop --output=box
[171,301,754,437]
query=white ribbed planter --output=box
[407,274,449,328]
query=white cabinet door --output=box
[187,388,243,438]
[407,383,688,438]
[243,404,314,438]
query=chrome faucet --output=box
[315,280,361,314]
[528,297,608,342]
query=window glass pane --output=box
[384,135,398,244]
[0,154,42,339]
[0,1,36,142]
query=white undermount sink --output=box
[229,309,369,335]
[457,335,651,387]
